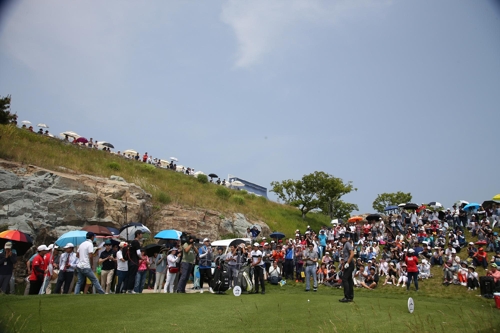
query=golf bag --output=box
[211,264,230,293]
[237,264,254,293]
[479,276,495,298]
[193,265,201,289]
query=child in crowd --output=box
[317,263,327,284]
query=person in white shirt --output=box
[115,242,128,294]
[418,259,431,279]
[251,242,266,294]
[164,248,181,293]
[54,243,77,294]
[74,232,105,294]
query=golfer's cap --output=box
[37,245,48,251]
[64,243,75,249]
[4,242,12,249]
[469,242,474,245]
[86,231,95,239]
[119,241,127,248]
[203,238,210,243]
[468,265,475,271]
[295,229,299,232]
[340,234,347,238]
[264,242,269,246]
[253,242,259,247]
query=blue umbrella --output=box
[384,205,400,211]
[55,230,88,247]
[270,232,285,240]
[463,203,480,211]
[155,229,182,240]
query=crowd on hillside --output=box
[2,203,499,297]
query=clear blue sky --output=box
[1,0,499,214]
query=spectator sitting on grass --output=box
[473,247,488,269]
[361,267,379,290]
[419,259,431,279]
[268,261,281,285]
[486,263,500,292]
[467,265,479,290]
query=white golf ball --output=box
[307,299,310,302]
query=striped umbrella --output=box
[0,230,34,255]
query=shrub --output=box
[215,187,231,200]
[196,174,208,184]
[258,196,267,203]
[247,193,256,200]
[231,195,245,205]
[106,162,121,171]
[138,163,156,174]
[157,192,171,204]
[239,189,248,195]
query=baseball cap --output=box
[86,232,95,239]
[64,243,75,249]
[469,242,474,245]
[119,241,127,248]
[47,244,54,250]
[203,238,210,243]
[4,242,12,249]
[264,242,269,246]
[37,245,48,251]
[253,242,259,247]
[491,263,498,268]
[408,249,415,253]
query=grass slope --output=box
[0,125,329,235]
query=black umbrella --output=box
[101,142,115,148]
[482,200,496,210]
[403,203,419,210]
[437,211,446,220]
[208,173,218,178]
[269,232,285,239]
[365,214,382,221]
[144,244,165,257]
[229,239,246,248]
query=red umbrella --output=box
[416,205,427,213]
[74,137,88,144]
[0,230,34,255]
[81,225,113,236]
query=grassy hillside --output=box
[0,125,330,235]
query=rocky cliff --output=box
[0,160,270,249]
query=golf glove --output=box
[344,263,349,269]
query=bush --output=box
[107,162,121,171]
[231,195,245,205]
[215,187,231,200]
[138,163,156,174]
[196,174,208,184]
[239,189,248,195]
[157,192,171,204]
[258,196,267,203]
[247,193,256,200]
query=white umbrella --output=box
[193,171,205,176]
[60,131,80,139]
[21,120,31,125]
[123,149,138,156]
[159,159,170,167]
[119,224,151,241]
[175,165,185,172]
[47,133,54,138]
[37,123,49,128]
[170,157,178,162]
[230,181,245,187]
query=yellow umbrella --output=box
[493,194,500,201]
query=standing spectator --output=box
[198,238,214,293]
[134,249,148,293]
[98,240,116,294]
[54,243,77,294]
[0,242,17,294]
[283,245,294,280]
[135,153,140,161]
[153,250,167,293]
[115,242,129,294]
[75,232,105,295]
[142,152,148,163]
[250,242,266,294]
[165,248,180,293]
[125,230,143,293]
[29,245,48,295]
[303,243,318,292]
[176,236,197,293]
[147,252,158,290]
[340,235,355,302]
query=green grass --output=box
[0,125,330,236]
[1,279,498,333]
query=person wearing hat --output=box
[466,265,479,290]
[176,234,197,293]
[164,247,181,293]
[198,238,214,293]
[339,234,354,302]
[467,242,477,258]
[405,248,419,291]
[39,244,58,294]
[486,263,500,291]
[54,243,77,294]
[0,242,17,294]
[116,242,129,294]
[251,242,266,294]
[29,245,48,295]
[98,240,116,294]
[75,232,105,294]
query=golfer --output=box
[339,234,354,302]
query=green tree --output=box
[372,191,412,213]
[323,200,359,221]
[271,171,356,220]
[0,95,17,125]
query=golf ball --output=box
[308,299,310,302]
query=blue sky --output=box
[0,0,499,214]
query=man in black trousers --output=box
[339,234,355,302]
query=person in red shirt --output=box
[272,245,284,272]
[29,245,48,295]
[405,248,419,291]
[473,248,488,269]
[142,152,148,163]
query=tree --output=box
[372,191,412,213]
[322,200,359,221]
[271,171,357,220]
[0,95,17,125]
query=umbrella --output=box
[37,123,49,128]
[100,142,115,148]
[463,203,480,211]
[55,230,88,247]
[123,149,138,156]
[229,239,247,248]
[0,230,34,256]
[482,200,497,210]
[193,171,205,176]
[119,222,150,241]
[365,214,382,221]
[144,244,165,257]
[21,120,32,125]
[81,225,113,236]
[60,131,80,139]
[208,173,218,178]
[106,227,120,236]
[384,205,400,211]
[154,229,182,240]
[269,232,286,239]
[493,194,500,201]
[230,181,245,187]
[437,211,446,220]
[403,203,419,210]
[348,216,363,223]
[417,205,427,213]
[428,202,442,208]
[74,137,88,144]
[170,157,178,162]
[398,203,406,207]
[454,200,469,207]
